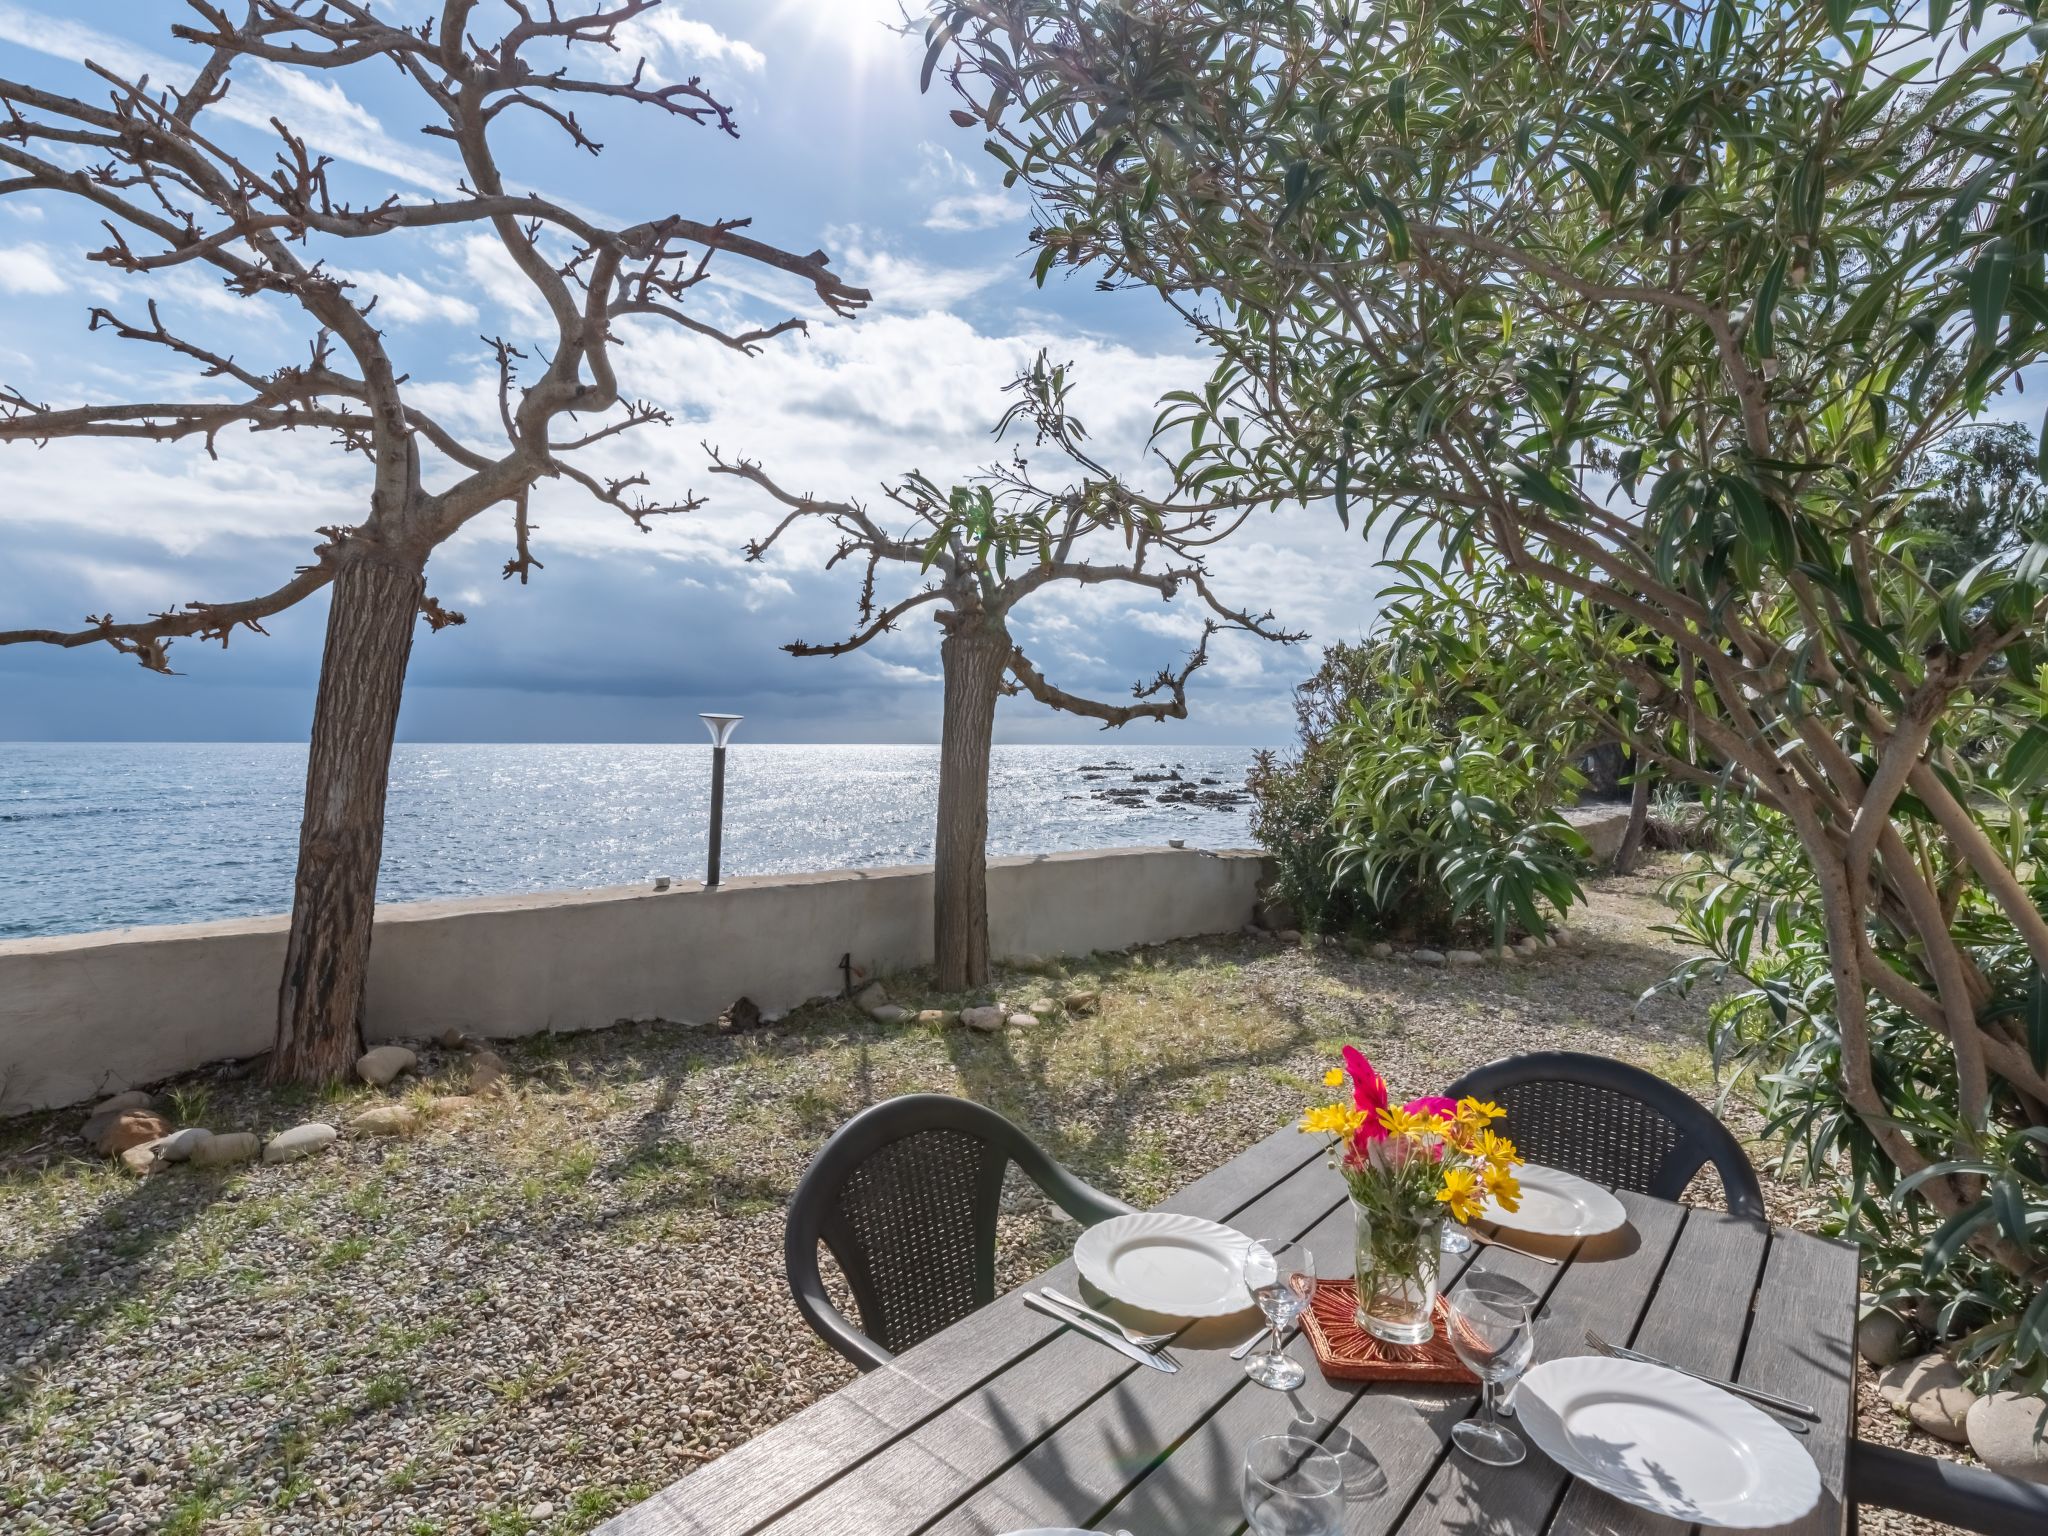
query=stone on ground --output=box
[355,1045,417,1087]
[869,1004,907,1024]
[854,981,890,1012]
[83,1108,174,1156]
[428,1095,477,1119]
[350,1104,420,1136]
[188,1131,259,1167]
[469,1050,510,1093]
[1410,949,1446,967]
[913,1009,957,1027]
[1965,1391,2048,1483]
[1878,1353,1976,1442]
[1063,991,1101,1016]
[716,997,762,1034]
[92,1089,154,1116]
[262,1123,339,1164]
[140,1127,214,1165]
[1367,941,1393,959]
[1445,949,1483,966]
[1027,997,1058,1018]
[1856,1305,1916,1368]
[960,1006,1005,1033]
[119,1143,163,1177]
[1005,1013,1036,1029]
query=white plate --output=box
[1516,1356,1821,1528]
[1072,1212,1254,1317]
[1480,1163,1627,1237]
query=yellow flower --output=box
[1301,1103,1365,1139]
[1437,1165,1485,1224]
[1483,1162,1522,1214]
[1378,1104,1433,1141]
[1476,1129,1519,1169]
[1455,1096,1506,1131]
[1323,1068,1346,1088]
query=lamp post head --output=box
[699,713,743,749]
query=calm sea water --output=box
[0,743,1260,940]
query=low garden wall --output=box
[0,845,1267,1116]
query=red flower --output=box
[1403,1096,1458,1121]
[1342,1045,1389,1145]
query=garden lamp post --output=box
[699,713,742,887]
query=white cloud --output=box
[336,267,479,328]
[611,11,767,79]
[0,242,66,295]
[915,143,1024,233]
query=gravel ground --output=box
[0,861,1960,1535]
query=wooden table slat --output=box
[598,1125,1322,1536]
[774,1143,1347,1536]
[1545,1208,1770,1536]
[1388,1190,1690,1536]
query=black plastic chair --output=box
[1851,1441,2048,1533]
[784,1093,1134,1371]
[1442,1050,1766,1220]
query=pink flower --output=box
[1403,1096,1458,1121]
[1342,1046,1389,1146]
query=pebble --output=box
[1005,1014,1037,1029]
[1027,998,1058,1018]
[356,1046,417,1088]
[913,1009,957,1027]
[187,1131,259,1167]
[262,1123,340,1164]
[349,1105,420,1137]
[869,1005,908,1025]
[1409,949,1446,967]
[1444,949,1483,966]
[960,1006,1006,1033]
[1965,1391,2048,1482]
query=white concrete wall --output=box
[0,846,1266,1116]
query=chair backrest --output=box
[1441,1051,1765,1220]
[784,1094,1132,1371]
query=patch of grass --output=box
[362,1369,412,1412]
[321,1234,374,1268]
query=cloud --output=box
[611,11,767,79]
[335,267,479,328]
[0,242,65,295]
[915,143,1025,233]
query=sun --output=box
[776,0,914,73]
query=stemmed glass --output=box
[1242,1238,1315,1391]
[1242,1433,1344,1535]
[1445,1285,1537,1465]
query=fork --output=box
[1584,1329,1820,1424]
[1038,1288,1179,1354]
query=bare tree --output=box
[710,356,1299,989]
[0,1,866,1082]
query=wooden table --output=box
[603,1125,1857,1536]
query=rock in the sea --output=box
[350,1104,420,1137]
[1879,1354,1976,1442]
[469,1050,510,1093]
[914,1009,958,1027]
[1857,1305,1916,1369]
[960,1006,1006,1033]
[83,1108,173,1157]
[869,1004,907,1024]
[92,1089,155,1116]
[854,981,890,1013]
[189,1131,260,1168]
[355,1045,417,1087]
[1064,991,1101,1016]
[262,1123,339,1164]
[1966,1391,2048,1483]
[1445,949,1483,966]
[1410,949,1446,967]
[1005,1013,1037,1029]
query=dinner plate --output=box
[1516,1356,1821,1528]
[1072,1211,1255,1317]
[1480,1163,1627,1237]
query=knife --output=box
[1025,1295,1178,1372]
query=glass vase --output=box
[1351,1196,1442,1345]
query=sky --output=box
[0,0,1387,746]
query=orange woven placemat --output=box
[1299,1278,1479,1384]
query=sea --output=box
[0,742,1263,941]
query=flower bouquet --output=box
[1303,1046,1522,1343]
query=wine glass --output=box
[1441,1221,1474,1256]
[1242,1433,1343,1536]
[1242,1238,1315,1391]
[1445,1285,1536,1465]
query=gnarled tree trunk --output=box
[934,613,1009,991]
[1612,755,1653,875]
[270,544,425,1083]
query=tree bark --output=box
[1612,754,1653,875]
[934,614,1009,991]
[270,547,425,1083]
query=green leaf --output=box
[2008,724,2048,791]
[1969,238,2015,353]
